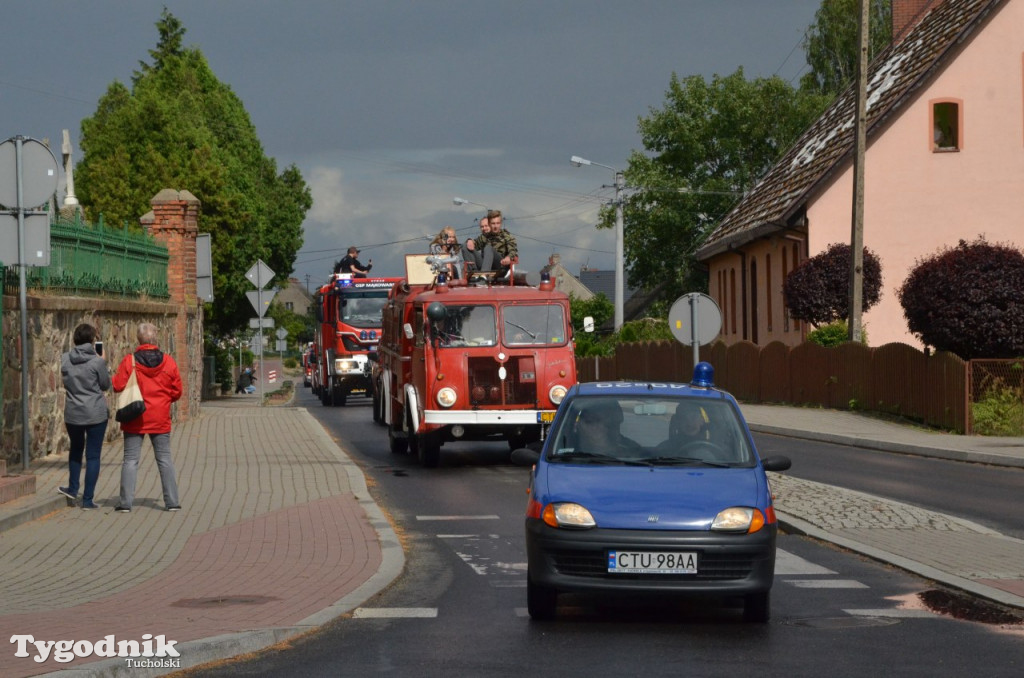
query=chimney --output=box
[893,0,940,42]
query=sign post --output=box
[668,293,723,372]
[1,136,58,469]
[245,260,275,405]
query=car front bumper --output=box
[525,519,778,596]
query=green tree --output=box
[75,9,312,336]
[610,69,828,304]
[570,293,614,357]
[800,0,893,97]
[266,300,315,350]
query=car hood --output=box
[540,465,766,530]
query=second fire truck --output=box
[314,273,403,406]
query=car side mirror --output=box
[761,455,792,472]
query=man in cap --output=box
[334,246,372,277]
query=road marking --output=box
[417,515,501,521]
[785,579,869,589]
[353,608,438,618]
[775,548,837,575]
[844,608,935,618]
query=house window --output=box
[931,99,961,151]
[285,302,294,311]
[791,243,801,332]
[749,258,759,345]
[765,253,773,333]
[718,270,727,335]
[729,268,737,335]
[782,248,790,332]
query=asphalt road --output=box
[177,388,1024,677]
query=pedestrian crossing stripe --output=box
[353,608,438,618]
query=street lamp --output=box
[453,197,489,209]
[571,155,625,330]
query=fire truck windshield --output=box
[437,305,497,347]
[339,291,389,328]
[502,304,567,346]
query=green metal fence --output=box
[1,213,169,298]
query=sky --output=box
[2,0,822,297]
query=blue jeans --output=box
[120,432,180,509]
[65,420,108,503]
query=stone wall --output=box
[0,189,204,467]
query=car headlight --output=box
[436,387,457,408]
[542,502,596,529]
[548,384,568,405]
[711,507,765,533]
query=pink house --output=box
[696,0,1024,349]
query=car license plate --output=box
[537,411,555,423]
[608,551,697,574]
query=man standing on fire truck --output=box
[334,246,372,277]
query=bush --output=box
[806,320,868,347]
[972,384,1024,436]
[283,357,298,369]
[784,242,883,327]
[898,236,1024,359]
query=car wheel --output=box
[333,388,347,407]
[743,590,770,623]
[527,575,557,620]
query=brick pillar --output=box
[892,0,939,42]
[145,189,202,419]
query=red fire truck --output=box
[372,257,577,467]
[314,273,404,406]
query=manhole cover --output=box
[171,595,279,608]
[785,616,901,629]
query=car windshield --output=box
[547,395,754,466]
[339,291,389,328]
[501,304,567,346]
[436,305,497,347]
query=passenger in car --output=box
[573,400,641,457]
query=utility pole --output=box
[613,169,625,331]
[848,0,869,342]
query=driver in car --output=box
[657,401,710,453]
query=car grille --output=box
[550,549,754,580]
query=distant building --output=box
[540,254,593,299]
[276,277,313,316]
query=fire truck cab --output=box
[372,256,577,467]
[314,274,403,406]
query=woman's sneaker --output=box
[114,505,131,513]
[81,501,98,510]
[57,487,77,501]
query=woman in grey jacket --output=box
[59,323,111,510]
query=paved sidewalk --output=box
[0,394,403,677]
[0,397,1020,676]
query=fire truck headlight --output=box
[437,387,458,408]
[336,359,356,372]
[549,385,568,405]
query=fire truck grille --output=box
[467,357,537,407]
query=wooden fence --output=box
[576,340,969,433]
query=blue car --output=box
[511,362,792,622]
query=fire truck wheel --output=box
[332,388,347,407]
[320,385,331,406]
[406,409,420,458]
[418,433,441,468]
[388,423,408,454]
[371,388,381,423]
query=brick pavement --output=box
[0,398,402,677]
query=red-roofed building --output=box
[696,0,1023,348]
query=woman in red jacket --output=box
[111,322,183,512]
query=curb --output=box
[748,423,1024,469]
